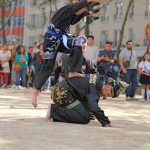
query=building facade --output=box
[1,0,150,49]
[0,0,25,44]
[23,0,67,46]
[88,0,150,48]
[24,0,150,49]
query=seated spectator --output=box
[97,41,119,79]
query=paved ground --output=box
[0,88,150,150]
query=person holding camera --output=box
[119,40,138,101]
[97,41,118,80]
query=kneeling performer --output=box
[46,74,126,127]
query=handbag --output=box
[123,50,132,68]
[14,64,22,72]
[123,60,131,68]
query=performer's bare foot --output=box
[45,103,52,122]
[32,89,40,108]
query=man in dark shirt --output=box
[32,0,104,108]
[46,74,112,127]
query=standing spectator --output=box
[27,47,34,87]
[119,40,138,100]
[54,52,63,84]
[34,42,40,53]
[0,44,11,88]
[84,35,98,73]
[97,41,118,79]
[6,44,13,86]
[15,45,29,89]
[10,45,17,87]
[138,53,150,102]
[32,43,43,84]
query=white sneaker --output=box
[11,85,16,88]
[19,86,26,90]
[126,97,130,101]
[15,86,19,89]
[141,99,146,102]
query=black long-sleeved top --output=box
[51,0,89,32]
[68,75,111,127]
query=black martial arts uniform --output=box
[34,0,90,90]
[50,74,111,127]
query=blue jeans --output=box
[123,69,138,98]
[34,63,42,81]
[15,68,27,87]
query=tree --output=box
[0,0,18,43]
[73,0,113,36]
[117,0,134,57]
[27,0,59,41]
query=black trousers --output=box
[51,103,90,124]
[34,33,70,90]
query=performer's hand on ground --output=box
[32,90,39,108]
[104,123,123,128]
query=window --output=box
[114,1,123,20]
[29,14,45,28]
[17,0,25,7]
[145,0,150,16]
[35,14,43,28]
[101,4,110,21]
[6,35,12,43]
[30,15,36,27]
[129,1,134,18]
[101,31,108,48]
[114,30,120,47]
[147,0,150,12]
[129,28,135,41]
[28,36,35,46]
[4,17,11,28]
[13,16,24,27]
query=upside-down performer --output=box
[32,0,105,108]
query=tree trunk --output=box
[117,0,134,57]
[1,0,6,43]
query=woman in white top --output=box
[0,44,11,88]
[138,53,150,102]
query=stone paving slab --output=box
[0,88,150,150]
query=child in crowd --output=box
[138,53,150,102]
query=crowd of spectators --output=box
[0,42,51,91]
[0,36,150,101]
